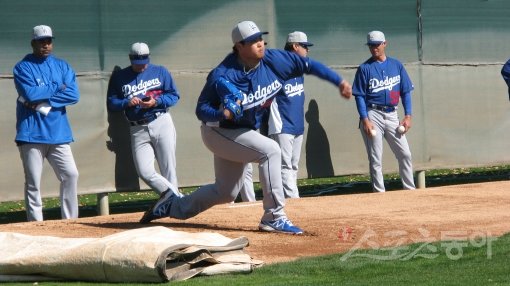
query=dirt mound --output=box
[1,181,509,264]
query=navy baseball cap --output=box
[129,42,150,65]
[232,21,268,44]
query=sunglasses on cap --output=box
[35,38,53,44]
[298,43,310,50]
[368,42,384,48]
[129,54,149,60]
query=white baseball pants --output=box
[270,133,303,198]
[18,143,79,221]
[360,109,415,192]
[130,112,180,195]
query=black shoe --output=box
[139,190,176,224]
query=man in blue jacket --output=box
[13,25,80,221]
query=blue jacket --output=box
[501,59,510,100]
[268,76,306,135]
[196,49,342,130]
[107,64,180,122]
[13,54,79,144]
[352,56,413,119]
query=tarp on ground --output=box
[0,226,263,283]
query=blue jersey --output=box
[352,57,413,119]
[13,54,80,144]
[268,76,306,135]
[196,49,342,130]
[107,64,180,122]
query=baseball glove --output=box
[216,77,244,121]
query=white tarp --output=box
[0,226,263,283]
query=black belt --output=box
[368,104,397,113]
[130,112,164,126]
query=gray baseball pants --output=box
[130,112,180,195]
[239,163,256,202]
[18,143,79,221]
[361,109,415,192]
[270,133,303,198]
[168,124,286,222]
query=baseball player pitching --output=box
[107,42,182,197]
[352,31,416,192]
[140,20,352,234]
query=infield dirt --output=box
[1,181,509,264]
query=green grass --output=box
[1,165,509,224]
[4,233,509,286]
[0,165,509,285]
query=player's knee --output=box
[266,140,281,157]
[62,168,79,181]
[137,169,154,181]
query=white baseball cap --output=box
[366,31,385,45]
[287,31,314,47]
[231,20,268,44]
[129,42,150,65]
[32,25,54,40]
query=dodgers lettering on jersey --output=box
[107,64,180,122]
[122,78,162,99]
[268,76,306,135]
[196,49,342,130]
[352,57,413,119]
[369,75,401,93]
[242,80,282,110]
[285,81,305,97]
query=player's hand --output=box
[223,99,242,120]
[139,97,156,109]
[128,97,142,107]
[223,108,233,120]
[362,118,375,137]
[339,80,352,99]
[401,115,412,131]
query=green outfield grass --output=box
[1,165,509,224]
[3,232,509,286]
[1,166,509,285]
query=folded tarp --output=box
[0,226,263,283]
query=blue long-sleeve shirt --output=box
[107,64,180,122]
[501,59,510,100]
[13,54,79,144]
[352,57,413,119]
[196,49,342,130]
[268,76,306,135]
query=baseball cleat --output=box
[259,217,303,235]
[139,190,175,224]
